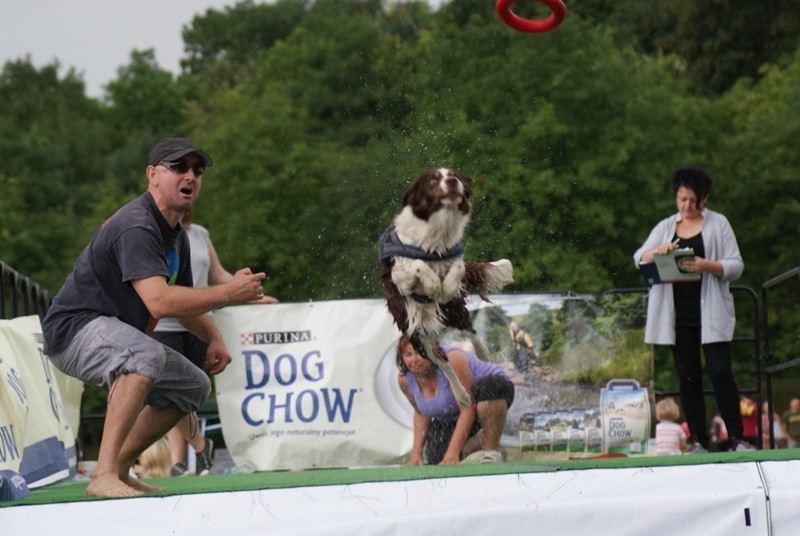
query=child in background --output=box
[655,398,687,456]
[133,437,172,479]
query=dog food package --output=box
[600,380,650,455]
[550,410,568,452]
[518,413,536,451]
[533,413,552,452]
[568,408,586,453]
[585,407,603,453]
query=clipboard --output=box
[638,248,701,285]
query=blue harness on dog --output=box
[378,225,464,304]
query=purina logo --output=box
[240,331,312,346]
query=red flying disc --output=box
[496,0,566,33]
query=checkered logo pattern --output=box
[240,332,253,346]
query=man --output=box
[43,138,266,498]
[509,321,540,376]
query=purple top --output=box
[404,345,510,422]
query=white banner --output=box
[214,294,654,470]
[213,300,413,471]
[0,331,28,475]
[0,316,80,488]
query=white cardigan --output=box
[633,209,744,345]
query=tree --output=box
[181,0,309,76]
[0,58,112,291]
[103,49,191,193]
[665,0,800,94]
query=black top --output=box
[672,231,705,327]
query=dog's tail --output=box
[463,259,514,302]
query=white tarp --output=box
[2,461,786,535]
[760,460,800,536]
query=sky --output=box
[1,0,445,100]
[1,0,242,98]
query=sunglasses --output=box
[158,159,206,177]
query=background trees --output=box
[2,0,798,302]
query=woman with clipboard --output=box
[634,166,754,454]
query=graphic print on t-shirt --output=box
[165,248,180,286]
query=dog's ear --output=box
[402,170,435,218]
[401,177,422,207]
[452,170,473,199]
[451,170,473,214]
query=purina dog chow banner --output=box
[213,300,413,471]
[214,293,653,470]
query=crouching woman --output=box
[396,336,515,465]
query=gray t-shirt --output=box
[43,192,192,354]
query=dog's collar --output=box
[378,225,464,262]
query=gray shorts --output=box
[47,316,211,413]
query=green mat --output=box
[4,448,799,508]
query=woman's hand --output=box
[680,257,708,275]
[655,240,679,257]
[642,240,679,263]
[438,452,461,466]
[403,453,424,467]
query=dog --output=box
[379,168,513,408]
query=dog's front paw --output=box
[411,259,442,300]
[441,259,466,303]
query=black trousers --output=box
[424,375,515,464]
[671,325,743,447]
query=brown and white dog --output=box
[379,168,513,408]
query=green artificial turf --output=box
[3,448,798,508]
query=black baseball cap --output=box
[148,138,213,167]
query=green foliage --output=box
[0,59,113,291]
[181,0,309,75]
[572,0,800,95]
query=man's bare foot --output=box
[122,475,165,493]
[86,474,145,498]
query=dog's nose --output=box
[444,176,462,192]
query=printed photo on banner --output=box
[460,293,653,457]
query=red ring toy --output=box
[496,0,566,33]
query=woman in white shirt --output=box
[634,166,752,454]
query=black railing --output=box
[761,266,800,450]
[602,285,763,447]
[0,261,51,320]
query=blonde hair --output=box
[656,397,681,422]
[135,437,172,478]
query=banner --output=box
[214,300,412,471]
[476,293,654,456]
[0,316,80,489]
[214,293,654,470]
[0,332,28,476]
